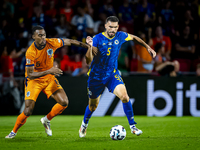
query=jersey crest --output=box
[47,49,53,58]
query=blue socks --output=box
[123,100,136,125]
[83,105,93,124]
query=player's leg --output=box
[41,78,68,136]
[5,79,42,139]
[5,100,35,139]
[79,79,104,137]
[107,71,142,136]
[113,84,142,136]
[79,95,101,137]
[46,89,68,120]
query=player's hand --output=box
[147,47,156,58]
[49,65,63,76]
[86,36,93,46]
[92,47,98,55]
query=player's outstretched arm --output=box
[62,39,98,56]
[27,66,63,80]
[129,34,156,58]
[85,36,93,64]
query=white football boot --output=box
[79,121,88,138]
[131,126,143,136]
[5,131,16,139]
[40,117,52,136]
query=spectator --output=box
[118,49,129,73]
[154,43,180,77]
[31,4,53,30]
[173,26,196,60]
[72,57,89,76]
[60,0,73,22]
[134,12,152,43]
[17,18,28,39]
[60,46,71,74]
[84,0,94,17]
[0,44,22,111]
[175,9,198,40]
[150,26,172,60]
[118,0,134,24]
[160,1,174,25]
[71,5,94,37]
[55,14,70,38]
[120,26,135,63]
[99,0,116,16]
[196,64,200,76]
[93,13,107,34]
[71,5,94,54]
[0,0,15,19]
[156,60,180,77]
[154,43,166,68]
[45,0,57,22]
[134,0,155,21]
[135,32,154,73]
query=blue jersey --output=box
[88,31,132,80]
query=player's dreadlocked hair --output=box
[32,25,44,34]
[106,16,119,23]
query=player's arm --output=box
[129,34,156,58]
[27,66,63,80]
[85,36,93,64]
[62,39,98,56]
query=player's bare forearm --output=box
[63,39,98,55]
[27,66,63,79]
[85,45,93,64]
[27,66,50,79]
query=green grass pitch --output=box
[0,116,199,150]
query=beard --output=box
[107,31,116,38]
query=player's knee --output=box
[121,94,129,103]
[89,104,98,112]
[24,107,33,116]
[59,97,69,107]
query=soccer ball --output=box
[109,125,126,140]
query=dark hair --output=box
[154,43,163,53]
[32,25,44,34]
[106,16,119,23]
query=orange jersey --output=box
[25,38,64,80]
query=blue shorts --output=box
[87,70,124,99]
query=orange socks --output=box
[13,112,29,133]
[12,104,67,133]
[47,103,67,120]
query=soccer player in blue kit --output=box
[79,16,156,137]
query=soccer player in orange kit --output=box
[5,25,97,138]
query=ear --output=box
[104,23,107,29]
[32,34,35,40]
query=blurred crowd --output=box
[0,0,200,79]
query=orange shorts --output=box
[24,76,63,101]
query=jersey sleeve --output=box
[119,31,132,44]
[92,35,98,47]
[47,38,64,50]
[25,49,36,67]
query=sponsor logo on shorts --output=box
[27,91,30,97]
[26,59,31,64]
[88,90,92,96]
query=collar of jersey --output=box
[102,32,115,40]
[34,42,46,50]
